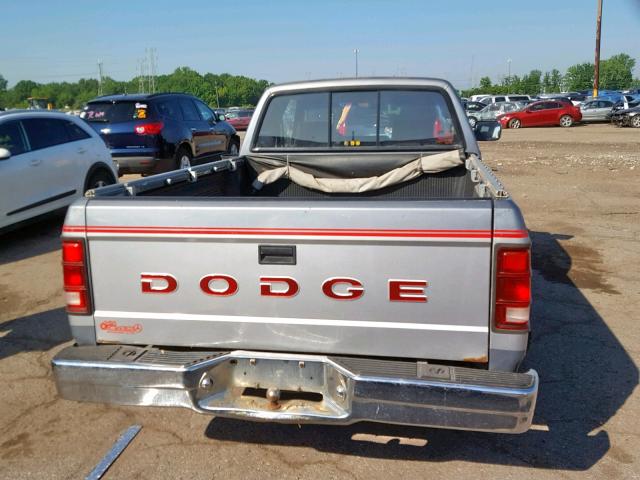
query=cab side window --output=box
[0,121,28,156]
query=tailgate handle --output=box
[259,245,296,265]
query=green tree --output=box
[0,74,7,108]
[521,70,542,95]
[549,69,563,92]
[542,72,552,93]
[564,63,592,90]
[600,53,636,90]
[479,76,492,91]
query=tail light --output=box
[135,122,163,135]
[62,239,92,314]
[495,248,531,331]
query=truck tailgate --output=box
[81,199,494,361]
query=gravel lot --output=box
[1,123,639,479]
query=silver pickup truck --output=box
[53,78,537,433]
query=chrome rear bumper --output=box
[53,345,538,433]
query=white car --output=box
[480,94,532,105]
[0,110,117,231]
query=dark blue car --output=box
[82,93,240,175]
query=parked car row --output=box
[0,91,249,232]
[464,91,640,129]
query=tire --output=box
[631,116,640,128]
[468,116,478,128]
[508,118,521,129]
[227,138,240,156]
[175,147,192,170]
[559,115,573,128]
[85,169,115,194]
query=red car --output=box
[224,109,253,131]
[497,100,582,129]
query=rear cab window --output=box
[82,101,152,123]
[332,91,377,146]
[255,89,460,150]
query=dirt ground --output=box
[1,123,639,479]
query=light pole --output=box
[354,49,359,78]
[594,0,603,97]
[507,58,512,93]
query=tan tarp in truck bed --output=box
[248,150,464,194]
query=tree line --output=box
[0,67,271,110]
[462,53,639,97]
[1,53,638,110]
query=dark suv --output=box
[82,93,240,175]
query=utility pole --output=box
[97,60,104,96]
[149,47,157,94]
[507,58,512,93]
[138,58,146,93]
[354,49,359,77]
[145,48,151,94]
[593,0,603,98]
[214,83,220,108]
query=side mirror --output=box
[474,121,501,142]
[0,147,11,160]
[218,114,226,121]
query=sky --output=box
[1,0,639,89]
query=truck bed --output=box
[68,151,521,364]
[139,157,479,200]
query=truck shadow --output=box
[0,308,71,361]
[0,215,64,266]
[204,230,638,470]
